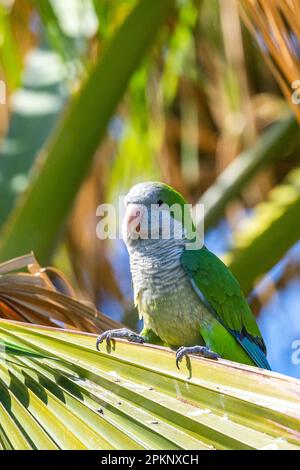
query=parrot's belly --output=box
[138,279,212,347]
[128,239,214,347]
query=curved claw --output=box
[175,346,186,369]
[176,345,220,369]
[96,328,145,351]
[96,332,106,351]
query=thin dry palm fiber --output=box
[0,253,121,333]
[239,0,300,123]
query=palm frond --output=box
[197,113,298,230]
[0,253,121,333]
[0,319,299,449]
[227,167,300,292]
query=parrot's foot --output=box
[176,345,220,369]
[96,328,145,350]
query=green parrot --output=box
[96,182,271,370]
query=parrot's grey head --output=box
[122,181,194,249]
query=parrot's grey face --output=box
[122,182,186,247]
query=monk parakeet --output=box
[96,182,270,370]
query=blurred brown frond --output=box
[240,0,300,122]
[11,0,37,58]
[0,253,121,333]
[67,141,124,306]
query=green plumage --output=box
[123,181,271,370]
[181,248,270,369]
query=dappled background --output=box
[0,0,300,378]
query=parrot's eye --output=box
[157,200,163,206]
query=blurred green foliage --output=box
[0,0,299,302]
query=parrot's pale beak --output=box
[122,203,145,238]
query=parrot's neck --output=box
[127,237,187,296]
[126,236,211,346]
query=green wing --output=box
[181,247,271,369]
